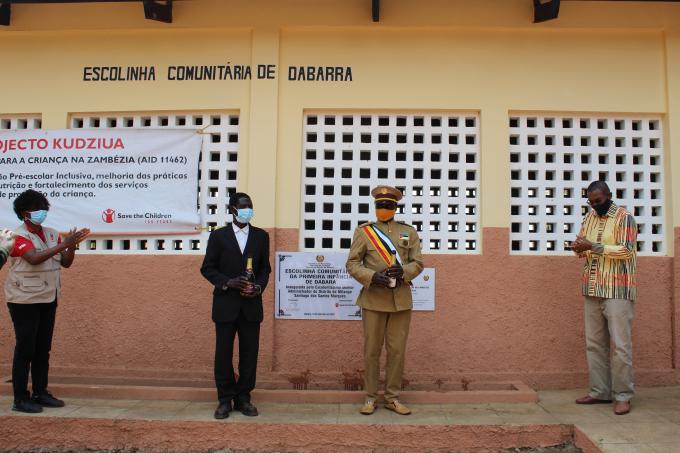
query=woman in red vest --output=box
[4,190,89,413]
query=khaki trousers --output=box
[584,296,635,402]
[362,308,412,403]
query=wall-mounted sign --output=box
[275,251,435,321]
[82,64,353,82]
[0,129,202,234]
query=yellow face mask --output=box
[376,208,396,222]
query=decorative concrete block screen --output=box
[70,112,239,254]
[301,112,481,253]
[0,115,42,131]
[509,113,665,255]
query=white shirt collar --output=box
[232,222,249,254]
[232,222,250,235]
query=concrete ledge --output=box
[0,416,578,453]
[0,379,537,404]
[573,426,604,453]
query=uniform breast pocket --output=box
[18,274,46,292]
[398,233,410,248]
[397,235,412,255]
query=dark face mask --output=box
[592,199,612,216]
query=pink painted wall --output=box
[0,227,677,389]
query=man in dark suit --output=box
[200,192,271,419]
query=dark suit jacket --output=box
[200,224,271,323]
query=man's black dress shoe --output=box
[214,402,231,419]
[233,400,258,417]
[13,399,43,413]
[32,392,65,408]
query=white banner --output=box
[0,129,202,234]
[275,251,435,320]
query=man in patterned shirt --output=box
[571,181,637,416]
[0,229,16,269]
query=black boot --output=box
[32,391,65,408]
[214,402,231,419]
[233,400,258,416]
[13,399,43,413]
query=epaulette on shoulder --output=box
[359,221,374,227]
[396,220,413,227]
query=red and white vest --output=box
[4,224,61,304]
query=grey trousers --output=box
[584,296,635,402]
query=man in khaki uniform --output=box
[346,185,423,415]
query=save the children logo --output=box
[99,209,173,222]
[102,208,115,223]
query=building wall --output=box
[1,0,679,389]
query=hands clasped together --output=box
[371,263,404,288]
[226,276,260,298]
[571,235,594,254]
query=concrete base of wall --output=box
[0,416,594,453]
[0,377,538,404]
[3,365,677,392]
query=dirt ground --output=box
[495,445,581,453]
[0,444,582,453]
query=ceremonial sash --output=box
[361,224,402,266]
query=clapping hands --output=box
[62,228,91,249]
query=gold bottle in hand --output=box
[387,253,397,288]
[241,256,255,295]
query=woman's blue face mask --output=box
[27,210,48,225]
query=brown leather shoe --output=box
[614,400,631,415]
[575,395,613,405]
[384,400,411,415]
[359,398,376,415]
